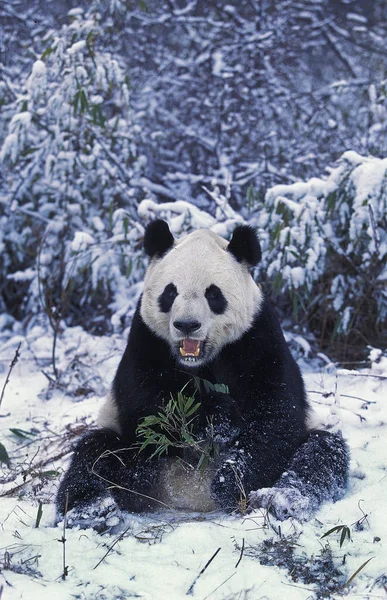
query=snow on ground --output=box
[0,325,386,600]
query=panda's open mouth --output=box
[179,339,203,363]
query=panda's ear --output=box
[144,219,174,258]
[227,225,262,266]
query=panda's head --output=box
[140,220,263,368]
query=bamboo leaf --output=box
[343,557,374,588]
[0,442,10,465]
[340,526,351,547]
[185,402,201,417]
[35,501,43,528]
[184,395,195,412]
[10,428,35,439]
[321,525,345,539]
[213,383,229,394]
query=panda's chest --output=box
[157,458,218,512]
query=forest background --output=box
[1,0,386,365]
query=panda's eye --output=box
[205,284,227,315]
[158,283,178,313]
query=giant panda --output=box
[57,220,349,524]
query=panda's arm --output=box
[210,418,309,510]
[249,430,350,520]
[195,390,245,444]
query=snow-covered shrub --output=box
[0,7,146,333]
[138,182,244,238]
[260,152,387,359]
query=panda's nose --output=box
[173,320,201,335]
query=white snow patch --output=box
[71,231,95,252]
[0,329,386,599]
[67,40,87,55]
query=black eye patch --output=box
[158,283,178,313]
[205,284,227,314]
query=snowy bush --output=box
[259,152,387,359]
[0,7,146,333]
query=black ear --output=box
[227,225,262,266]
[144,219,174,258]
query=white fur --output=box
[98,390,121,433]
[140,229,263,366]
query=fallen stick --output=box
[186,547,221,595]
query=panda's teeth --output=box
[180,340,201,358]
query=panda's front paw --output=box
[211,455,246,510]
[249,487,312,521]
[57,497,123,533]
[201,392,243,442]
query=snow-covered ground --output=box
[0,326,386,600]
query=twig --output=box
[93,525,132,570]
[336,371,387,380]
[308,389,376,405]
[60,493,69,580]
[340,394,375,405]
[186,547,221,595]
[0,342,22,411]
[235,537,245,568]
[203,572,236,600]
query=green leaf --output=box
[80,89,88,112]
[41,46,53,60]
[183,395,195,412]
[343,557,374,588]
[213,383,229,394]
[197,452,209,473]
[35,501,43,528]
[340,526,351,547]
[326,191,337,214]
[39,470,60,478]
[288,248,302,262]
[138,0,149,12]
[0,442,10,465]
[321,525,345,539]
[73,90,81,114]
[185,402,201,418]
[10,428,35,439]
[73,88,88,116]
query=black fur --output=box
[144,219,174,258]
[205,284,228,314]
[227,225,262,266]
[57,295,349,517]
[158,283,178,312]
